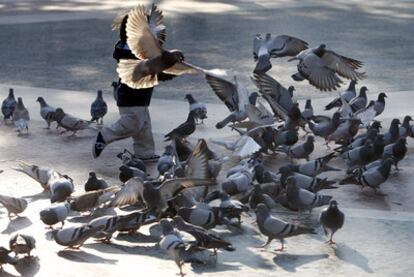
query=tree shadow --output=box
[273,253,329,272]
[334,243,374,273]
[2,216,32,234]
[57,249,118,264]
[14,256,40,277]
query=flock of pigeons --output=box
[0,3,412,276]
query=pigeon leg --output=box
[326,233,336,245]
[60,221,65,229]
[274,240,286,251]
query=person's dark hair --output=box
[120,15,128,42]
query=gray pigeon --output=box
[117,211,158,234]
[184,94,207,124]
[255,203,316,251]
[349,86,368,112]
[0,195,28,219]
[308,112,341,143]
[119,165,147,183]
[383,119,401,145]
[69,187,118,213]
[289,44,365,91]
[164,111,196,142]
[221,167,255,196]
[37,96,57,129]
[157,145,177,175]
[117,149,147,172]
[40,202,71,229]
[328,118,361,144]
[285,177,332,212]
[342,135,384,167]
[55,108,95,135]
[12,97,30,134]
[248,185,278,210]
[52,224,105,249]
[1,88,16,121]
[325,80,357,110]
[88,214,132,243]
[301,99,313,120]
[177,204,217,230]
[13,160,61,191]
[286,152,340,177]
[374,92,387,116]
[9,234,36,257]
[383,137,407,170]
[286,135,314,161]
[253,34,308,73]
[319,200,344,244]
[49,175,74,203]
[399,115,412,137]
[279,166,336,192]
[0,247,17,269]
[90,90,108,125]
[84,171,109,192]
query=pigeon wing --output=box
[109,178,143,207]
[321,50,366,80]
[268,35,308,57]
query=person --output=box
[92,14,177,161]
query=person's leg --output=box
[93,107,139,158]
[132,107,157,159]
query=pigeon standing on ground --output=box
[308,112,341,143]
[39,202,71,229]
[54,108,95,135]
[289,44,366,91]
[13,160,61,191]
[49,175,74,203]
[374,92,387,116]
[0,247,17,269]
[255,203,316,251]
[52,224,105,249]
[157,145,177,176]
[36,96,57,129]
[319,200,344,244]
[383,137,407,170]
[90,90,108,125]
[383,119,401,145]
[184,94,207,124]
[286,135,315,161]
[349,87,368,112]
[164,111,196,142]
[13,97,30,134]
[84,172,109,192]
[252,34,308,73]
[1,88,16,122]
[301,99,313,120]
[0,195,28,219]
[9,234,36,257]
[286,153,340,177]
[399,116,412,137]
[325,80,357,110]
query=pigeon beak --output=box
[288,57,299,62]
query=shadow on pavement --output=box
[57,249,118,264]
[14,256,41,277]
[2,216,32,234]
[334,243,374,273]
[273,253,329,272]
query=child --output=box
[92,14,178,161]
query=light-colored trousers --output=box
[101,106,155,158]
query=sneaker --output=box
[139,154,160,163]
[92,132,106,158]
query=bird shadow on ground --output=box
[57,249,118,264]
[334,243,374,273]
[1,216,32,234]
[192,260,242,274]
[115,232,159,243]
[273,253,329,272]
[14,256,40,277]
[84,241,168,260]
[22,191,50,202]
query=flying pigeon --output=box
[184,94,207,124]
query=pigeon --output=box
[273,129,299,148]
[206,191,249,225]
[52,224,105,249]
[0,247,17,269]
[253,34,308,73]
[383,137,407,170]
[325,80,357,110]
[289,44,365,91]
[116,4,201,89]
[255,203,316,251]
[88,214,132,243]
[285,135,314,161]
[0,195,28,219]
[173,137,193,162]
[383,119,401,145]
[286,153,340,177]
[13,160,61,191]
[252,73,294,119]
[117,149,147,172]
[221,167,255,196]
[84,172,109,192]
[301,99,313,120]
[36,96,57,129]
[54,108,95,135]
[184,94,207,124]
[374,92,387,116]
[177,204,217,230]
[248,185,278,210]
[12,97,30,134]
[399,115,412,137]
[119,165,147,183]
[111,81,119,101]
[342,135,384,167]
[319,200,344,244]
[285,177,332,212]
[164,111,196,142]
[9,234,36,257]
[172,216,235,255]
[90,90,108,125]
[1,88,16,121]
[328,118,361,144]
[159,219,203,277]
[349,86,368,112]
[279,166,336,192]
[49,175,74,203]
[184,139,222,180]
[157,145,177,175]
[117,211,158,234]
[336,127,379,153]
[39,202,71,229]
[354,100,378,127]
[210,134,262,159]
[340,158,393,193]
[308,113,341,143]
[69,187,118,213]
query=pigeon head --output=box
[348,80,357,90]
[169,50,185,63]
[184,94,195,103]
[36,96,45,103]
[378,92,387,101]
[222,180,238,196]
[172,216,186,228]
[403,115,413,125]
[160,219,174,235]
[360,86,368,95]
[332,112,341,122]
[96,90,103,98]
[17,97,24,106]
[89,172,96,178]
[370,121,382,130]
[255,203,269,216]
[8,88,14,97]
[328,200,338,209]
[305,99,312,108]
[306,135,315,143]
[391,118,401,127]
[279,166,293,177]
[314,44,326,57]
[111,81,118,88]
[288,86,295,96]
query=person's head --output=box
[120,15,128,42]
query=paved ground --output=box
[0,0,413,102]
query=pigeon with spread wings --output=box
[289,44,366,91]
[116,4,201,89]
